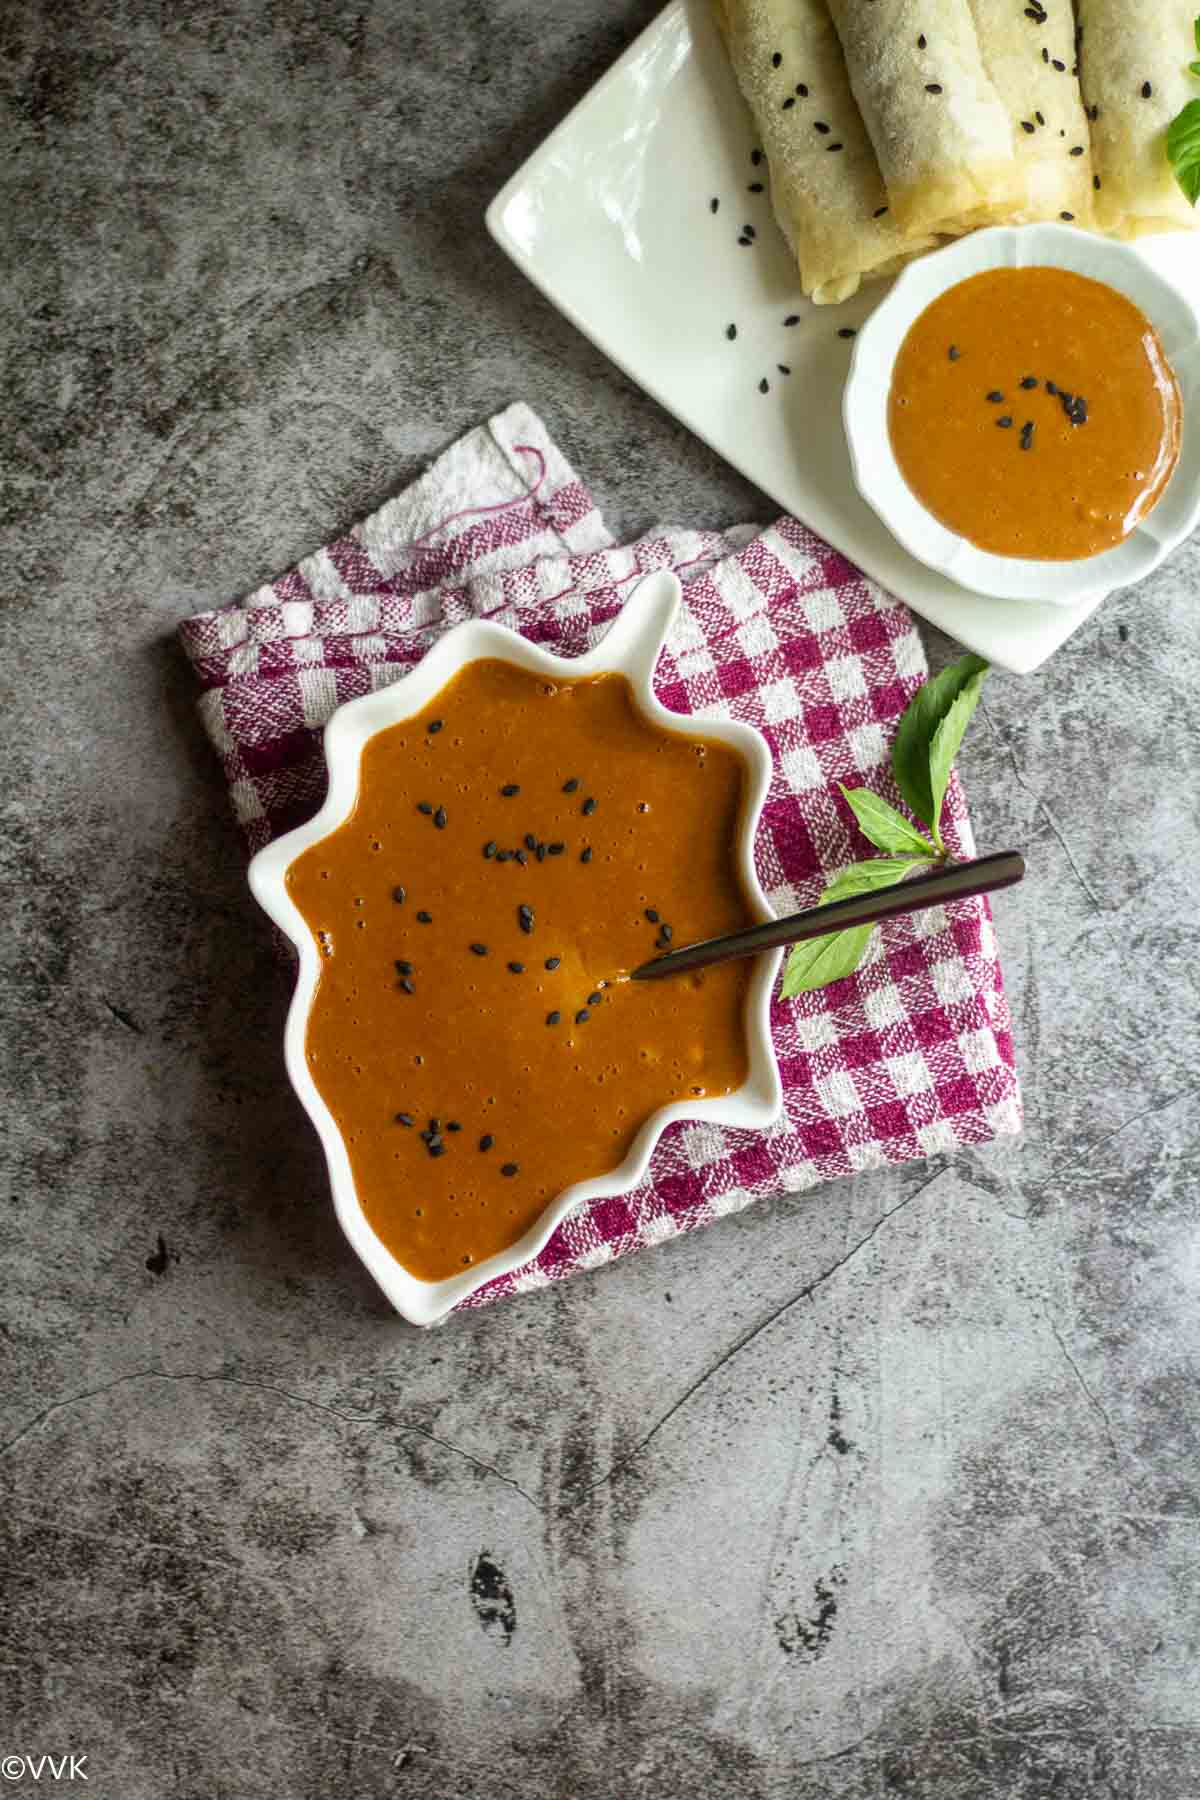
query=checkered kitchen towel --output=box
[179,401,1021,1308]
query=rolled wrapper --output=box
[967,0,1094,225]
[825,0,1027,238]
[1076,1,1200,237]
[715,0,935,304]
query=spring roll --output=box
[1076,1,1200,237]
[715,0,935,304]
[825,0,1028,237]
[967,0,1094,225]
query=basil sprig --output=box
[1168,18,1200,203]
[779,654,989,998]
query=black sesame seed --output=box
[778,363,791,375]
[427,719,443,734]
[588,992,602,1007]
[784,313,800,326]
[395,959,413,975]
[429,1142,446,1158]
[751,148,763,165]
[796,83,808,96]
[1042,46,1049,62]
[500,783,520,796]
[1089,104,1100,121]
[396,1112,414,1126]
[659,924,674,943]
[743,223,756,238]
[536,843,547,862]
[925,83,943,94]
[749,182,764,192]
[1069,144,1084,156]
[479,1134,494,1151]
[417,801,433,815]
[518,905,534,933]
[1020,421,1035,449]
[873,205,889,217]
[948,344,961,361]
[1020,375,1038,389]
[575,1009,591,1025]
[547,842,564,856]
[580,847,593,863]
[483,841,497,859]
[562,777,580,792]
[917,32,927,47]
[781,97,795,110]
[433,806,447,829]
[838,327,857,339]
[429,1119,440,1133]
[645,908,660,923]
[1046,380,1058,395]
[582,796,597,816]
[416,910,433,923]
[501,1163,519,1177]
[524,833,537,851]
[1020,119,1035,133]
[759,377,770,393]
[496,849,512,862]
[447,1121,461,1132]
[548,1009,564,1025]
[813,120,830,134]
[1141,80,1152,99]
[399,977,414,994]
[507,960,524,973]
[1069,396,1088,425]
[544,956,561,970]
[470,942,488,957]
[726,323,737,341]
[393,885,406,904]
[738,235,752,246]
[1060,211,1075,221]
[771,50,781,67]
[515,849,528,865]
[996,416,1013,428]
[1035,111,1045,125]
[1094,174,1101,189]
[987,390,1005,404]
[710,197,719,213]
[1052,58,1065,71]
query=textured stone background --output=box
[2,2,1198,1796]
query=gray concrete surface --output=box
[2,2,1198,1795]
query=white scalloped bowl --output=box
[843,223,1200,607]
[247,570,783,1327]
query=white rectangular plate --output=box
[486,0,1199,674]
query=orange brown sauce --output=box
[286,659,756,1283]
[888,267,1182,560]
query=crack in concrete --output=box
[1063,1090,1198,1167]
[576,1167,953,1501]
[0,1369,539,1509]
[978,705,1109,919]
[1046,1317,1121,1465]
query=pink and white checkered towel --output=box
[179,402,1021,1309]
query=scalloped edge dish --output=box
[248,570,783,1327]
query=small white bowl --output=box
[248,569,783,1327]
[843,223,1200,607]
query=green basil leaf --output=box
[926,663,989,834]
[839,785,937,858]
[890,654,989,839]
[779,857,921,997]
[1168,98,1200,205]
[1190,60,1200,77]
[1194,14,1200,55]
[821,856,927,900]
[780,924,874,998]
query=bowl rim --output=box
[842,222,1200,606]
[247,569,784,1326]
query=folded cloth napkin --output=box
[179,401,1021,1308]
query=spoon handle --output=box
[629,851,1025,981]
